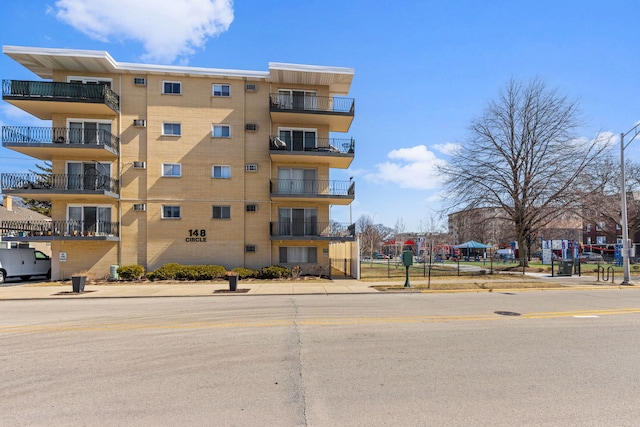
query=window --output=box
[162,205,181,219]
[212,165,231,179]
[163,123,181,136]
[245,164,258,172]
[278,129,317,151]
[279,247,317,263]
[596,236,606,245]
[616,224,621,230]
[245,245,257,252]
[278,208,317,236]
[66,162,111,191]
[586,224,591,232]
[162,81,181,94]
[133,77,146,86]
[277,168,317,194]
[277,89,317,110]
[587,237,592,245]
[213,84,230,97]
[596,222,605,231]
[67,120,113,145]
[162,163,181,177]
[213,205,231,219]
[212,125,231,138]
[67,206,112,236]
[246,204,257,212]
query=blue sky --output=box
[1,0,639,232]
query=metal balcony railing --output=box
[1,219,119,238]
[2,80,119,112]
[2,126,120,154]
[1,173,119,194]
[270,136,355,154]
[270,221,355,238]
[270,179,355,196]
[269,93,354,114]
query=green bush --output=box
[117,264,145,281]
[259,265,291,279]
[231,267,258,279]
[147,263,226,281]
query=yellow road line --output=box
[1,308,639,333]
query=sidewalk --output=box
[0,272,634,300]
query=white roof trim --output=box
[2,46,353,93]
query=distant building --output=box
[0,195,52,255]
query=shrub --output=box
[231,267,258,279]
[117,264,145,281]
[259,265,291,279]
[147,263,226,281]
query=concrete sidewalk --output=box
[0,272,634,300]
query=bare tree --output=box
[356,215,392,257]
[575,154,640,240]
[439,78,607,265]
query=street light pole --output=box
[620,123,640,285]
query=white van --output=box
[0,248,51,283]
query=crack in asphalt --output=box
[291,297,308,426]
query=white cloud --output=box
[54,0,234,63]
[366,145,445,190]
[432,142,461,156]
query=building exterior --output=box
[0,46,356,280]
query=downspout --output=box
[117,75,122,268]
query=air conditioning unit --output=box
[133,203,146,211]
[133,161,146,169]
[245,83,257,92]
[245,123,258,131]
[133,77,146,86]
[133,119,146,127]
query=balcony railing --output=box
[2,126,120,154]
[1,173,119,194]
[1,219,119,239]
[270,221,355,239]
[270,93,354,114]
[270,179,355,197]
[2,80,119,112]
[270,136,354,154]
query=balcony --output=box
[269,93,354,132]
[1,219,119,241]
[2,126,119,160]
[270,136,354,169]
[270,179,354,205]
[2,80,119,119]
[1,173,119,201]
[270,221,355,241]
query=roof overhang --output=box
[268,62,354,95]
[3,45,269,80]
[3,46,354,92]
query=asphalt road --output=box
[2,290,640,426]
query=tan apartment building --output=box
[0,46,356,280]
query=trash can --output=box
[228,275,238,291]
[109,265,119,281]
[557,261,573,277]
[71,275,86,293]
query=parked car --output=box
[373,252,388,259]
[579,252,604,263]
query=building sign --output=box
[186,229,207,243]
[59,252,67,262]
